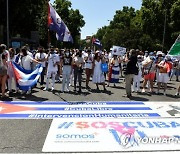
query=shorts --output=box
[144,72,155,81]
[159,73,169,83]
[47,71,57,78]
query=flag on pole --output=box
[11,62,43,91]
[92,38,102,47]
[48,2,73,43]
[168,35,180,56]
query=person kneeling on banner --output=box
[43,46,60,92]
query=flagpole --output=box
[6,0,9,48]
[47,0,51,48]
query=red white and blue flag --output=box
[11,62,43,91]
[48,2,73,43]
[92,38,102,47]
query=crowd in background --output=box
[0,43,180,99]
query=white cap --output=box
[156,51,163,56]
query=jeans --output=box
[74,67,82,91]
[62,65,71,91]
[40,67,46,85]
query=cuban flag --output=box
[11,62,43,91]
[92,38,102,47]
[48,2,73,43]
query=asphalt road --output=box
[0,76,179,153]
[2,75,180,102]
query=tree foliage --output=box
[0,0,85,48]
[94,0,180,52]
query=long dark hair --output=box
[0,46,3,54]
[21,46,27,56]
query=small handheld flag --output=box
[92,38,102,47]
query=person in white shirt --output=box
[35,46,47,88]
[20,47,39,71]
[19,46,40,94]
[84,49,93,90]
[72,50,84,93]
[43,47,60,91]
[132,55,143,92]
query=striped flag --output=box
[92,38,102,47]
[11,62,43,91]
[48,2,73,43]
[0,101,161,119]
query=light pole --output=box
[6,0,9,48]
[162,8,167,52]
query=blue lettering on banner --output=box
[4,101,144,105]
[36,107,152,111]
[0,113,160,119]
[56,134,95,139]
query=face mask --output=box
[145,53,148,57]
[150,56,155,60]
[66,52,69,56]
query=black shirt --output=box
[63,56,72,65]
[125,55,138,75]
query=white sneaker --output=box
[163,92,166,96]
[27,89,31,95]
[142,89,145,93]
[66,89,70,92]
[43,87,47,91]
[175,92,179,96]
[51,87,54,91]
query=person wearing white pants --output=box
[156,60,170,95]
[61,50,72,92]
[43,47,60,91]
[132,55,143,92]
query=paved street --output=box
[3,75,180,102]
[0,76,180,153]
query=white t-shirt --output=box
[84,54,93,69]
[47,53,60,72]
[35,52,47,67]
[21,55,33,70]
[27,51,33,57]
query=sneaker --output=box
[156,91,160,95]
[51,87,54,91]
[175,92,179,96]
[66,89,70,92]
[163,92,166,96]
[142,89,145,93]
[27,90,31,95]
[43,87,47,91]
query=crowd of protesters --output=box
[0,43,180,99]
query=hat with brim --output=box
[156,51,163,56]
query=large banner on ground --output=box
[0,101,180,119]
[42,118,180,152]
[0,101,162,119]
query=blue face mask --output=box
[150,56,155,60]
